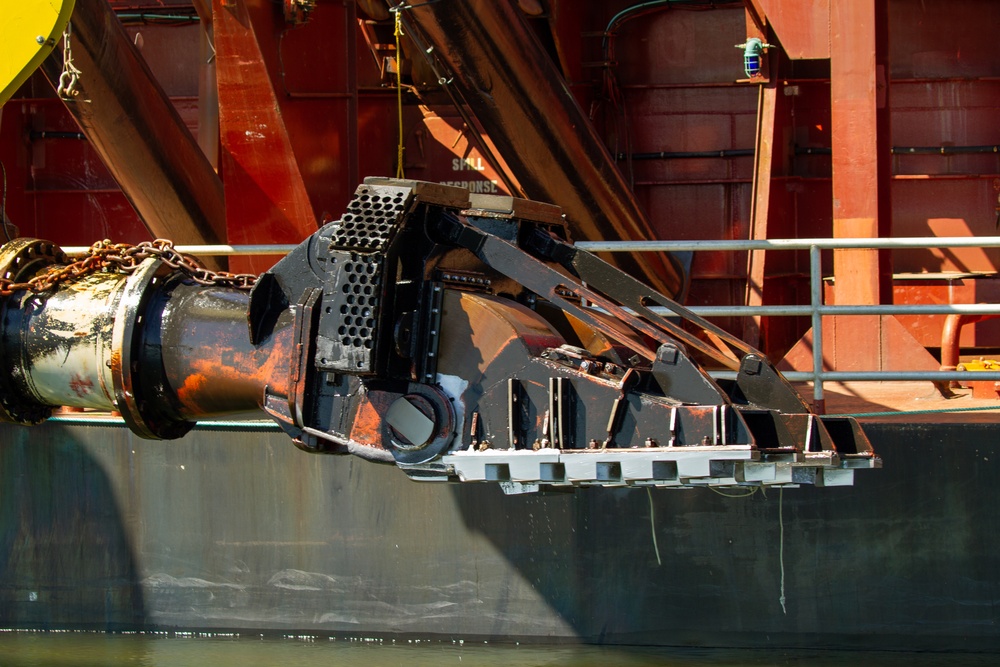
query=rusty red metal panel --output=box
[356,93,398,180]
[404,108,510,197]
[780,314,939,373]
[753,0,830,60]
[1,94,150,244]
[547,0,588,104]
[889,0,1000,79]
[274,2,359,216]
[892,177,1000,273]
[894,279,1000,348]
[614,7,751,85]
[119,23,203,98]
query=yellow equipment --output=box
[0,0,75,106]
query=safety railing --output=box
[578,236,1000,409]
[64,237,1000,410]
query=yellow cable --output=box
[394,10,405,179]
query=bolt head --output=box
[36,36,46,45]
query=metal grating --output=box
[330,186,411,252]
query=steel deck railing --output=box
[578,236,1000,407]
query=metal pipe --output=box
[0,250,292,436]
[796,145,1000,156]
[396,0,686,298]
[810,245,824,412]
[61,236,1000,258]
[939,313,1000,387]
[16,272,125,412]
[62,244,298,256]
[577,236,1000,251]
[616,149,756,160]
[685,304,1000,316]
[155,283,292,420]
[712,370,1000,383]
[40,0,227,268]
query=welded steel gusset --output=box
[0,179,878,491]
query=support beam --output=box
[41,0,227,269]
[744,81,778,348]
[397,0,687,299]
[828,0,893,372]
[830,0,892,308]
[213,0,318,273]
[780,0,939,385]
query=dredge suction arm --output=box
[0,179,878,492]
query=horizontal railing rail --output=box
[62,237,1000,411]
[588,237,1000,409]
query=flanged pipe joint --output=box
[0,238,291,438]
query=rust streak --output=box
[69,374,94,398]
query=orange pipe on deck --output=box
[939,313,1000,384]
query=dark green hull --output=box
[1,421,997,651]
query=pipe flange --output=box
[0,238,68,424]
[0,238,68,286]
[383,382,456,465]
[111,258,193,440]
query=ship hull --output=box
[1,420,997,651]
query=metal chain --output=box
[57,23,84,101]
[0,239,258,296]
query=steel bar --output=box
[61,244,298,257]
[685,305,1000,317]
[811,245,824,409]
[577,237,1000,252]
[59,236,1000,258]
[711,371,1000,383]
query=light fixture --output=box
[735,37,774,78]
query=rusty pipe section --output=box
[397,0,687,298]
[40,0,227,269]
[0,240,291,437]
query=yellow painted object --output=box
[956,358,1000,372]
[0,0,75,106]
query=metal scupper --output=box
[0,179,878,493]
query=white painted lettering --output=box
[451,157,486,172]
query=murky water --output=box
[0,632,996,667]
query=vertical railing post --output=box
[810,245,825,413]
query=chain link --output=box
[0,239,258,296]
[57,22,85,101]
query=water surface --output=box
[0,632,997,667]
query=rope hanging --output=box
[394,10,405,179]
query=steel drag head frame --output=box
[251,178,880,492]
[0,179,878,492]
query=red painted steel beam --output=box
[830,0,892,308]
[39,0,227,268]
[744,82,778,348]
[212,0,318,273]
[780,2,940,376]
[742,0,767,38]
